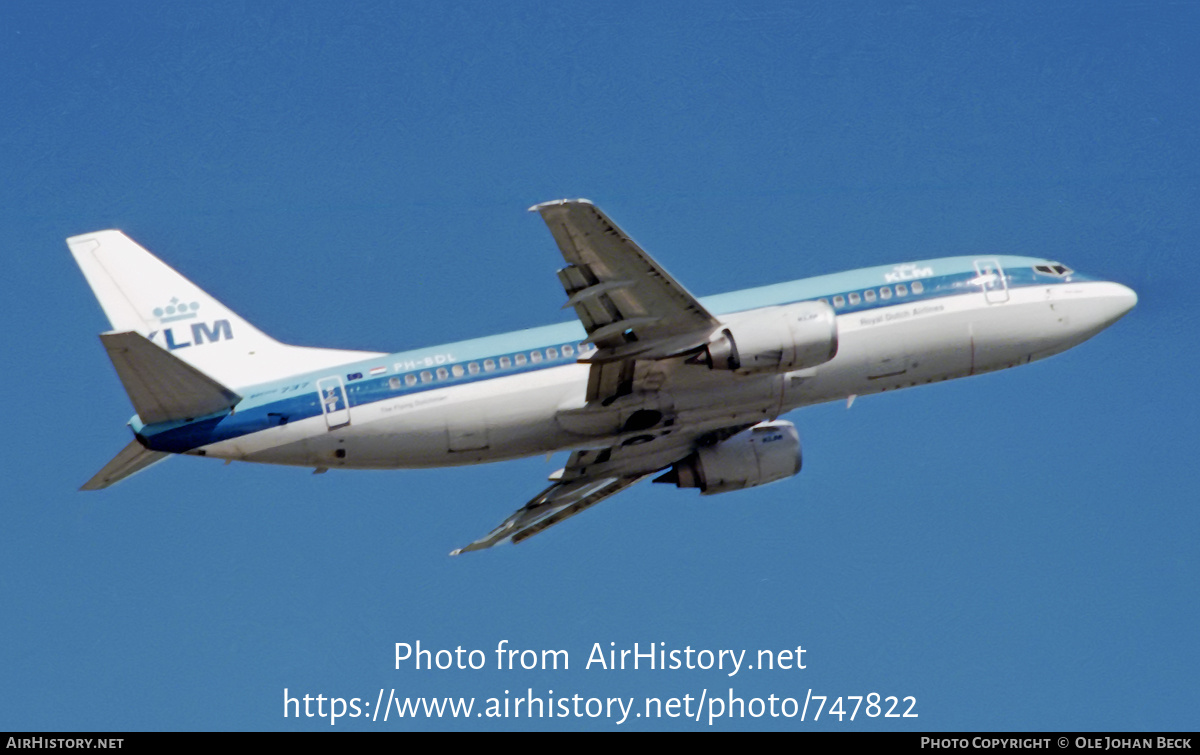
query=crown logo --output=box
[151,297,200,323]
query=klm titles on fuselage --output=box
[147,320,234,350]
[885,264,934,283]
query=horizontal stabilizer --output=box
[81,439,169,491]
[100,331,241,425]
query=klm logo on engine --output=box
[146,297,233,349]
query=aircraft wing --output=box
[449,474,651,555]
[450,429,715,555]
[456,200,743,553]
[530,200,721,368]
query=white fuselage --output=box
[189,278,1134,471]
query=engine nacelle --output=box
[654,420,802,495]
[699,301,838,375]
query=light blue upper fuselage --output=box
[135,255,1086,453]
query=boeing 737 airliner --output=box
[69,200,1136,554]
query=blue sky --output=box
[2,1,1196,731]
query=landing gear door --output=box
[317,376,351,429]
[974,258,1009,304]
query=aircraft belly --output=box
[670,372,784,428]
[477,369,585,459]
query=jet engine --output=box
[654,420,802,495]
[697,301,838,375]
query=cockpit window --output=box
[1035,263,1073,277]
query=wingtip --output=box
[66,229,125,246]
[527,198,595,212]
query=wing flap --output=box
[100,331,241,425]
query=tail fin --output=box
[68,230,383,389]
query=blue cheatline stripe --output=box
[138,264,1085,453]
[141,342,589,453]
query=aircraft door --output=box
[317,376,351,429]
[974,258,1009,304]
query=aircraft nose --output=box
[1069,281,1137,341]
[1117,282,1137,310]
[1104,282,1138,324]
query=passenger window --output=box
[911,281,924,294]
[864,289,876,302]
[420,370,433,383]
[546,347,558,359]
[880,287,892,300]
[833,295,846,308]
[484,359,496,372]
[468,362,480,375]
[530,350,542,363]
[500,356,512,368]
[848,292,861,305]
[389,377,401,390]
[560,345,572,357]
[515,353,527,366]
[405,374,417,386]
[451,364,464,377]
[818,298,828,305]
[436,367,449,380]
[896,284,908,296]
